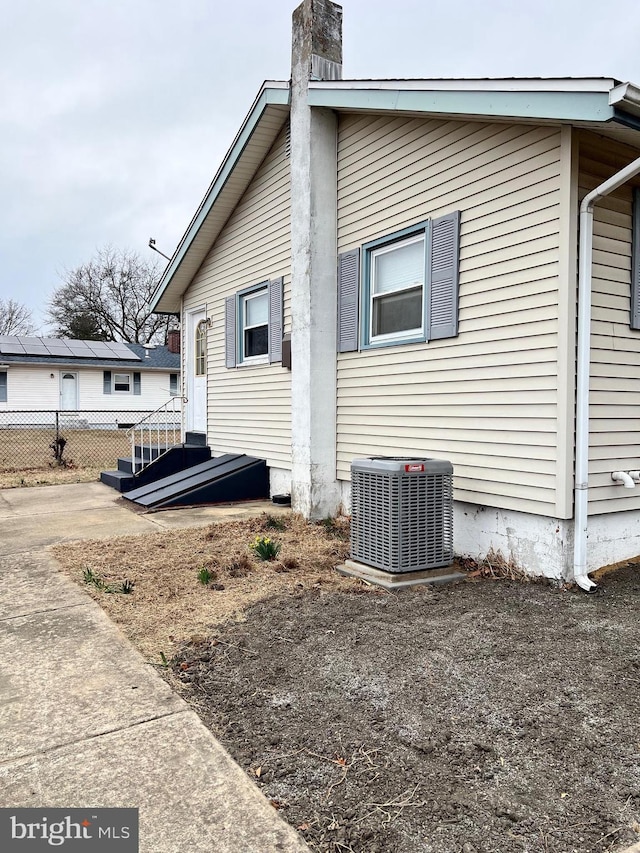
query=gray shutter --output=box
[631,188,640,329]
[0,371,6,403]
[169,374,178,395]
[268,277,284,363]
[133,372,141,395]
[337,248,360,353]
[428,211,461,340]
[225,296,236,368]
[103,371,111,394]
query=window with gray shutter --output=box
[0,371,6,403]
[631,188,640,330]
[169,374,179,395]
[103,371,112,394]
[427,211,461,340]
[337,248,360,352]
[268,277,284,363]
[225,296,236,368]
[133,372,141,395]
[345,213,460,350]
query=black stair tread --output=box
[102,469,133,479]
[124,455,264,507]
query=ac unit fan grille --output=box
[351,464,453,573]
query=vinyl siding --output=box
[182,125,292,468]
[337,114,564,514]
[578,131,640,515]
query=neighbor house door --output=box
[186,308,207,434]
[60,372,78,410]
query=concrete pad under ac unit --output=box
[336,559,467,590]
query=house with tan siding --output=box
[149,0,640,589]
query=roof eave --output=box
[307,80,617,123]
[150,82,290,314]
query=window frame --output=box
[0,370,7,403]
[194,319,207,377]
[112,372,132,393]
[360,220,430,350]
[237,281,269,365]
[169,373,179,396]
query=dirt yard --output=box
[54,514,640,853]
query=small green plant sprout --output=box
[159,651,169,668]
[263,513,287,532]
[83,567,107,591]
[120,579,135,594]
[197,567,213,586]
[250,535,281,562]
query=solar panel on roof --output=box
[0,336,142,360]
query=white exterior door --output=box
[186,308,207,434]
[60,372,78,410]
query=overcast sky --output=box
[2,0,640,333]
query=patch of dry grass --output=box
[0,467,102,488]
[52,513,363,665]
[0,426,131,487]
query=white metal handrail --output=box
[126,396,187,474]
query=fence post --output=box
[55,411,59,446]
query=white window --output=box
[337,212,460,354]
[113,373,131,393]
[240,287,269,362]
[368,232,426,344]
[195,320,207,376]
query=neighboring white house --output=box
[149,0,640,587]
[0,336,181,424]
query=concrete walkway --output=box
[0,482,307,852]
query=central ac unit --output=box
[350,456,453,573]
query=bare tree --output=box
[47,246,171,344]
[0,298,36,335]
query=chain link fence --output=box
[0,410,181,474]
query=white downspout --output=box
[574,153,640,592]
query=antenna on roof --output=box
[148,238,171,261]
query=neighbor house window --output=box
[195,320,207,376]
[337,212,461,353]
[113,373,131,392]
[103,370,141,395]
[169,373,179,395]
[0,371,7,403]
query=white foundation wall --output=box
[337,480,640,580]
[268,467,293,498]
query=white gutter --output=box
[609,82,640,118]
[574,153,640,591]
